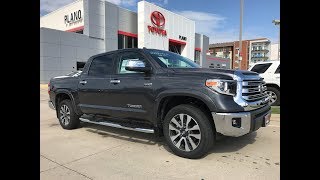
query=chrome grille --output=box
[241,79,268,102]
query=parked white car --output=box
[248,61,280,106]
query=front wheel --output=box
[163,104,215,159]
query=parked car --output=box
[48,48,271,159]
[248,61,280,106]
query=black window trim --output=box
[250,63,272,74]
[274,64,280,74]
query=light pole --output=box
[272,19,280,60]
[238,0,244,69]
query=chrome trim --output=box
[110,80,121,84]
[48,101,55,110]
[79,117,154,134]
[212,112,251,137]
[212,110,271,137]
[233,71,269,111]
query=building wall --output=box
[233,41,249,70]
[40,28,105,83]
[270,43,279,60]
[40,0,84,31]
[205,56,231,69]
[138,1,195,60]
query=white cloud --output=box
[40,0,137,15]
[174,10,265,43]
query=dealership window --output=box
[75,30,83,34]
[194,50,201,65]
[118,34,138,49]
[76,62,86,70]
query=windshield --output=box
[146,49,200,68]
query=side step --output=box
[79,117,154,134]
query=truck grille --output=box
[241,79,268,102]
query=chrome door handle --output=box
[79,80,87,85]
[110,79,120,84]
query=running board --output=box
[79,117,154,134]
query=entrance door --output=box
[169,43,181,54]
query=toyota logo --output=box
[151,11,165,27]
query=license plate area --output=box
[262,112,271,127]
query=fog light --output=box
[232,118,241,128]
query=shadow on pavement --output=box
[82,122,258,157]
[209,132,257,154]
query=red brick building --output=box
[209,38,270,70]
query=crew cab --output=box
[48,48,271,159]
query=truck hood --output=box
[169,68,258,80]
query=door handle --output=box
[110,79,120,84]
[79,80,87,85]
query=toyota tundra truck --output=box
[48,48,271,159]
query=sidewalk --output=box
[271,114,280,121]
[40,84,47,90]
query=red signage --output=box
[148,11,167,36]
[151,11,165,27]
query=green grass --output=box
[271,106,280,114]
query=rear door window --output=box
[88,54,115,77]
[250,63,272,74]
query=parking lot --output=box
[40,85,280,180]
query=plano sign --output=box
[64,10,83,27]
[147,11,167,36]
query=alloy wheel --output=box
[266,91,277,104]
[168,113,201,152]
[60,105,71,126]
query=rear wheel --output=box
[163,104,215,159]
[57,99,80,130]
[266,87,280,106]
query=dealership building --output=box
[40,0,229,83]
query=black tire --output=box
[57,99,80,130]
[163,104,215,159]
[266,87,280,106]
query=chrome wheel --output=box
[266,90,277,104]
[168,113,201,152]
[60,105,70,126]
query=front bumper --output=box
[48,100,55,110]
[212,105,271,137]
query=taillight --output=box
[48,82,50,94]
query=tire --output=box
[57,99,80,130]
[266,87,280,106]
[163,104,215,159]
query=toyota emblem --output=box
[151,11,165,27]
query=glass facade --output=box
[118,34,138,49]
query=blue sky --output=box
[40,0,280,43]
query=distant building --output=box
[249,39,271,64]
[209,38,271,70]
[270,43,280,60]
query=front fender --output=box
[155,89,218,114]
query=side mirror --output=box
[125,59,152,73]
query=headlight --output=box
[206,79,237,96]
